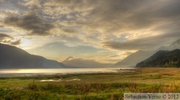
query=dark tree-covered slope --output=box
[136,49,180,67]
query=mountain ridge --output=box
[159,39,180,51]
[113,50,155,67]
[0,43,64,69]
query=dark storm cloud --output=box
[4,13,54,36]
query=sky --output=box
[0,0,180,64]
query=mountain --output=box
[136,49,180,67]
[0,43,64,69]
[63,56,111,68]
[113,50,155,67]
[159,39,180,50]
[114,39,180,68]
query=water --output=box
[0,68,134,77]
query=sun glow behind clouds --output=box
[19,38,30,49]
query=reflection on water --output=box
[40,78,81,82]
[0,68,134,77]
[0,68,128,73]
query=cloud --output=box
[0,33,12,41]
[68,0,180,51]
[0,33,21,45]
[45,0,180,49]
[3,12,54,36]
[104,32,180,50]
[1,0,180,38]
[10,39,21,45]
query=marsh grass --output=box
[0,68,180,100]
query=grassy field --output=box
[0,68,180,100]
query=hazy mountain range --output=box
[113,39,180,67]
[0,39,179,69]
[0,43,109,69]
[62,56,111,68]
